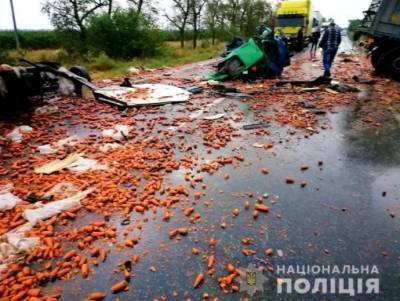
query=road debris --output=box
[243,123,270,130]
[0,43,398,301]
[0,184,21,212]
[203,113,225,120]
[6,125,33,142]
[34,105,59,115]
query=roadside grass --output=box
[7,40,224,79]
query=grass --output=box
[7,40,225,79]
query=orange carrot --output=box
[81,263,89,278]
[193,273,204,289]
[207,255,215,269]
[88,291,105,300]
[111,280,128,293]
[254,204,270,212]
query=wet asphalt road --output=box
[49,48,400,301]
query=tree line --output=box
[167,0,273,48]
[2,0,274,60]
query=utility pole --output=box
[9,0,21,51]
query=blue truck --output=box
[358,0,400,79]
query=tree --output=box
[205,0,223,44]
[42,0,110,40]
[127,0,158,16]
[127,0,145,14]
[348,19,362,40]
[108,0,113,15]
[190,0,207,49]
[204,0,273,39]
[87,10,161,59]
[165,0,191,48]
[225,0,241,34]
[241,0,272,37]
[348,19,362,32]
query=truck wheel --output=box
[69,66,91,95]
[384,48,400,80]
[220,57,243,77]
[69,66,91,82]
[371,48,385,73]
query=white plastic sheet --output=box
[37,144,57,155]
[67,157,108,172]
[34,105,59,115]
[37,135,80,155]
[0,187,93,263]
[0,223,37,262]
[101,124,130,141]
[6,125,33,142]
[99,143,121,152]
[0,184,21,212]
[23,188,94,224]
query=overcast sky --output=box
[0,0,372,30]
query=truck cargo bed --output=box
[360,0,400,40]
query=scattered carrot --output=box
[286,177,295,184]
[81,263,89,278]
[255,204,270,213]
[265,248,274,256]
[207,255,215,269]
[111,280,128,293]
[87,291,105,300]
[193,273,205,288]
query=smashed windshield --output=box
[277,16,305,27]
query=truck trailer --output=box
[275,0,322,49]
[358,0,400,79]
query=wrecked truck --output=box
[0,61,92,112]
[208,33,290,81]
[0,61,191,112]
[358,0,400,79]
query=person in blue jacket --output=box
[319,21,342,77]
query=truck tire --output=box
[69,66,91,95]
[371,47,385,73]
[219,57,243,77]
[384,48,400,80]
[69,66,91,82]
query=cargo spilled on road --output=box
[0,46,399,300]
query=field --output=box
[6,41,225,79]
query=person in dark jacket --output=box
[319,22,342,77]
[297,26,304,51]
[309,27,321,59]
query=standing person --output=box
[297,26,304,51]
[309,27,321,59]
[256,19,269,37]
[319,21,342,77]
